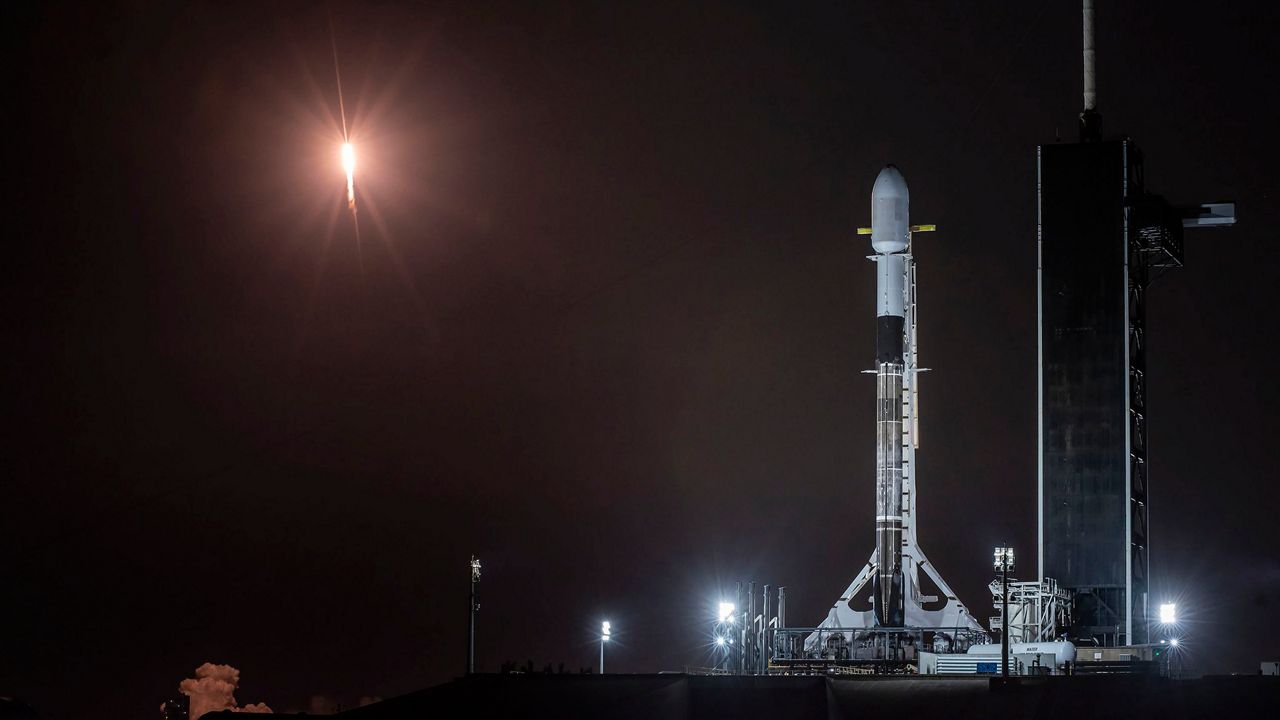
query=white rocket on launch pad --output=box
[811,166,984,642]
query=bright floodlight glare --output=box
[993,546,1014,571]
[718,602,736,622]
[602,621,611,637]
[1170,638,1179,647]
[1159,603,1177,624]
[715,637,726,647]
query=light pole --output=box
[717,602,735,672]
[600,621,611,673]
[468,556,481,675]
[1159,602,1179,677]
[994,546,1014,678]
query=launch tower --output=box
[1037,0,1234,647]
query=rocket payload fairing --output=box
[806,166,984,645]
[870,166,910,627]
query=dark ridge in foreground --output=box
[317,673,1279,719]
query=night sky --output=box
[8,1,1280,717]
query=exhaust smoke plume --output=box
[178,663,272,719]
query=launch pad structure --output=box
[767,1,1238,673]
[510,0,1237,683]
[708,169,992,677]
[781,167,988,673]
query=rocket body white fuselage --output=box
[807,165,985,647]
[872,165,909,627]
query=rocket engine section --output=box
[872,166,909,627]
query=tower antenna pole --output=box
[1080,0,1102,140]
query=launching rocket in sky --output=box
[330,21,355,216]
[341,141,356,212]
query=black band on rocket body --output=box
[876,316,905,364]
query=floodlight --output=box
[715,637,726,647]
[1159,603,1176,624]
[718,602,736,622]
[1170,638,1179,647]
[993,546,1014,571]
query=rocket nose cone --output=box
[871,165,908,201]
[870,165,910,254]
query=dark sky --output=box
[8,1,1280,716]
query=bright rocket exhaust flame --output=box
[341,142,356,209]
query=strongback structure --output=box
[1037,1,1234,648]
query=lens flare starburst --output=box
[341,142,356,210]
